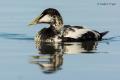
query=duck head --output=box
[29,8,64,31]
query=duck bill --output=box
[28,15,42,26]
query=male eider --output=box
[29,8,109,42]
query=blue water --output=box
[0,0,120,80]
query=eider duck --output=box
[29,8,109,42]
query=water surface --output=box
[0,0,120,80]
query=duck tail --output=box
[100,31,109,37]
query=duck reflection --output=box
[32,42,63,74]
[31,41,98,74]
[62,41,98,54]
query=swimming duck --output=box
[29,8,109,42]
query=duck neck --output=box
[51,16,64,32]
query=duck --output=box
[29,8,109,42]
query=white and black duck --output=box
[29,8,109,42]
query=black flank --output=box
[80,31,98,41]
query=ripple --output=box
[0,32,34,40]
[101,36,120,44]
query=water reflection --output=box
[31,42,63,74]
[32,53,63,74]
[31,41,98,74]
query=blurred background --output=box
[0,0,120,80]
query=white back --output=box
[64,27,91,39]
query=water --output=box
[0,0,120,80]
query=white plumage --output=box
[64,28,92,38]
[29,8,108,42]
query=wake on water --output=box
[0,32,34,41]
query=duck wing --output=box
[62,25,104,42]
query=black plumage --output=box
[29,8,109,42]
